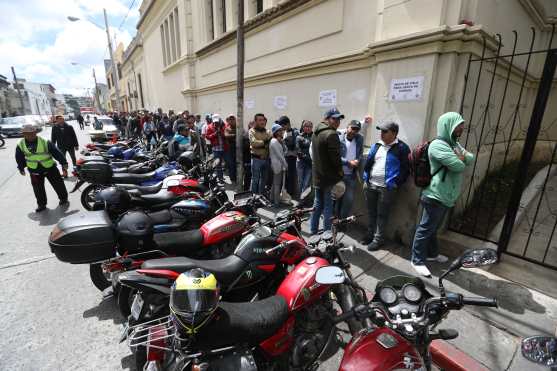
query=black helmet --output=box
[178,151,196,170]
[170,268,220,335]
[94,187,131,216]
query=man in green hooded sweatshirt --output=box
[411,112,474,277]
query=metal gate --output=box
[448,25,557,269]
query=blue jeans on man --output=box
[310,186,334,234]
[224,147,237,182]
[250,157,268,194]
[364,183,396,247]
[296,160,312,194]
[411,196,448,265]
[212,150,225,181]
[336,173,357,219]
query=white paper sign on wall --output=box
[245,98,255,109]
[319,89,337,107]
[274,96,287,110]
[389,76,424,101]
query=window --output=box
[137,73,144,108]
[160,7,182,67]
[257,0,263,13]
[117,63,122,80]
[221,0,226,33]
[127,82,133,110]
[160,25,167,66]
[206,0,214,41]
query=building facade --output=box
[130,0,556,244]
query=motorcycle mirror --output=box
[521,336,557,367]
[458,248,498,269]
[315,266,346,285]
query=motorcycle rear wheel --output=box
[89,263,111,291]
[80,184,106,210]
[0,137,5,148]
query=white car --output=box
[88,115,119,141]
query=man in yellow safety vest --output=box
[15,124,69,212]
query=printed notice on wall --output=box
[319,89,337,107]
[245,98,255,109]
[389,76,424,101]
[274,96,287,110]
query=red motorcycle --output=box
[122,216,362,371]
[314,248,499,371]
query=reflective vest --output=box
[18,137,55,169]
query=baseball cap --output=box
[324,108,345,120]
[277,115,290,126]
[272,123,283,135]
[22,124,37,133]
[349,120,362,130]
[376,121,399,133]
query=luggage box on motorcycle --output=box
[116,210,156,254]
[49,211,116,264]
[79,161,112,184]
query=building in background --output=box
[104,43,128,112]
[122,34,146,111]
[0,74,27,116]
[96,83,109,113]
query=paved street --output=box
[0,121,555,370]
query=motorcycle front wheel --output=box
[0,136,5,148]
[81,184,106,210]
[89,263,111,291]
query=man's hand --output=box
[19,169,25,176]
[364,116,373,125]
[349,159,359,168]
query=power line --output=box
[118,0,137,31]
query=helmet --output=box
[170,268,220,334]
[178,151,196,170]
[107,146,124,158]
[94,187,131,216]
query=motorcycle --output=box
[0,130,5,148]
[314,248,499,371]
[521,335,556,369]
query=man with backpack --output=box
[410,112,474,277]
[361,121,410,251]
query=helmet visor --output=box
[170,288,219,317]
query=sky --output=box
[0,0,141,97]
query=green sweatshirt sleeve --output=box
[429,140,466,173]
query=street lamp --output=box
[67,9,122,113]
[70,62,102,113]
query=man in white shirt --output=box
[361,122,410,251]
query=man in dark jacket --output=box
[16,124,68,212]
[310,108,344,234]
[51,115,78,177]
[77,114,85,130]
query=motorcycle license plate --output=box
[131,294,144,321]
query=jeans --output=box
[337,174,357,219]
[411,197,449,265]
[310,186,334,234]
[243,161,252,191]
[224,147,237,182]
[271,171,284,206]
[212,150,225,181]
[286,156,298,198]
[364,184,396,244]
[250,158,268,195]
[297,160,312,194]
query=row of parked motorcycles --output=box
[48,139,555,370]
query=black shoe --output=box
[367,241,383,252]
[35,206,47,213]
[360,236,374,245]
[59,199,69,207]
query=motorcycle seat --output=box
[112,171,156,184]
[141,255,246,285]
[193,296,289,349]
[153,230,204,252]
[138,190,179,206]
[117,182,163,195]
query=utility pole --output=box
[104,8,122,112]
[235,0,245,192]
[11,66,25,115]
[92,68,102,114]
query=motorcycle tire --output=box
[80,184,105,210]
[89,263,111,291]
[334,284,363,336]
[0,137,5,148]
[118,285,134,318]
[134,345,147,371]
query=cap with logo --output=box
[348,120,362,130]
[323,108,345,120]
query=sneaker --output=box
[427,254,449,263]
[360,236,374,245]
[35,206,47,213]
[367,241,383,252]
[59,199,69,207]
[411,262,432,277]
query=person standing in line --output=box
[270,124,288,206]
[242,121,255,191]
[77,114,85,130]
[361,121,410,251]
[249,113,272,195]
[278,116,299,199]
[336,119,365,219]
[296,120,313,194]
[310,108,344,234]
[51,115,78,177]
[224,114,237,183]
[143,115,156,150]
[16,125,69,212]
[201,114,212,153]
[411,112,474,277]
[158,114,173,141]
[205,114,227,183]
[112,113,121,135]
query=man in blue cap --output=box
[310,108,344,234]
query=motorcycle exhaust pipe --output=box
[70,179,85,193]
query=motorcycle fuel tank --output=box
[201,211,248,245]
[339,327,423,371]
[170,199,210,219]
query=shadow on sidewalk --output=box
[27,206,79,226]
[82,296,125,325]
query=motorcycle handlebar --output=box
[462,297,498,308]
